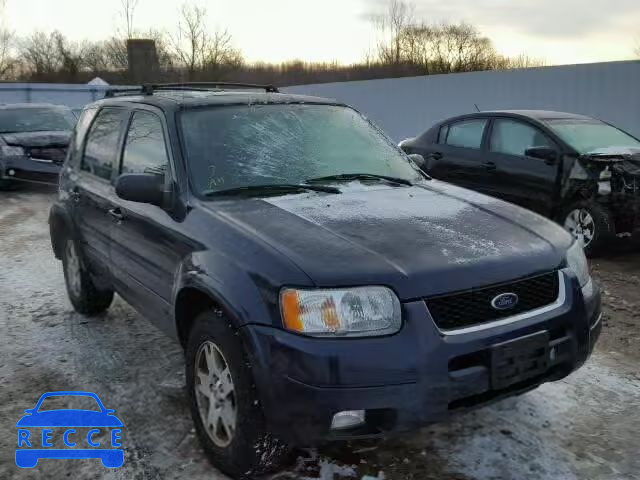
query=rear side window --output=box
[69,107,98,164]
[82,108,125,181]
[121,111,169,175]
[445,119,487,149]
[490,119,554,156]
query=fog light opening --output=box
[331,410,365,430]
[8,169,15,176]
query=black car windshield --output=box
[546,118,640,154]
[179,104,423,196]
[0,107,76,134]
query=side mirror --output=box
[525,146,558,164]
[408,153,426,169]
[115,173,164,207]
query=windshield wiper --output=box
[203,183,341,197]
[305,173,413,186]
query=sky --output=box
[3,0,639,65]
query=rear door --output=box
[487,118,560,215]
[108,108,182,332]
[424,118,494,193]
[73,107,127,276]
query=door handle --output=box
[107,208,124,222]
[482,161,497,171]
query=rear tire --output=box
[562,200,614,257]
[62,237,114,315]
[186,311,290,477]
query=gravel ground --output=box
[1,185,639,480]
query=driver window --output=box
[120,111,169,176]
[490,119,554,157]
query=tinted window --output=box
[82,108,124,180]
[546,119,640,154]
[0,106,75,133]
[121,111,169,175]
[490,119,554,156]
[445,119,487,149]
[180,104,424,195]
[437,125,449,144]
[69,107,98,163]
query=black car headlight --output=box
[566,241,591,288]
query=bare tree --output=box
[170,3,242,78]
[371,0,415,65]
[19,31,61,79]
[119,0,139,39]
[53,32,83,79]
[170,3,208,76]
[0,0,14,78]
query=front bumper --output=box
[242,269,601,445]
[0,156,62,185]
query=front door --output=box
[108,109,182,333]
[486,118,560,215]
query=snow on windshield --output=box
[0,107,75,134]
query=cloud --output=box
[362,0,640,39]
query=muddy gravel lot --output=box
[1,185,639,480]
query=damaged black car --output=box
[0,103,76,189]
[399,111,640,256]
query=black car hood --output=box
[1,130,71,148]
[205,181,572,299]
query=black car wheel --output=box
[62,238,114,315]
[562,200,614,257]
[186,310,290,478]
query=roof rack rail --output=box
[104,82,279,98]
[153,82,279,93]
[104,85,154,98]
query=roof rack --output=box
[104,82,278,98]
[154,82,279,93]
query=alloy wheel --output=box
[564,208,595,247]
[194,340,237,448]
[65,240,82,297]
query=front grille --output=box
[425,272,559,331]
[28,147,67,163]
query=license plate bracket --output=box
[491,331,549,390]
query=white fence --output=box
[2,60,639,141]
[284,60,640,141]
[0,84,115,108]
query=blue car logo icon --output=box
[15,391,124,468]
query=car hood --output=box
[1,130,71,148]
[16,410,123,427]
[205,181,572,299]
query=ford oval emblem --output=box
[491,293,519,310]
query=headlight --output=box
[1,146,25,156]
[566,241,591,288]
[280,286,401,337]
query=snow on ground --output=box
[1,186,639,480]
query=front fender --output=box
[173,249,289,330]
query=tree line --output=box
[0,0,546,86]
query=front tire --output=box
[62,238,114,315]
[562,200,614,257]
[186,311,289,477]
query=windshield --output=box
[546,118,640,154]
[0,107,76,134]
[179,104,423,196]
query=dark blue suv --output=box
[49,83,601,477]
